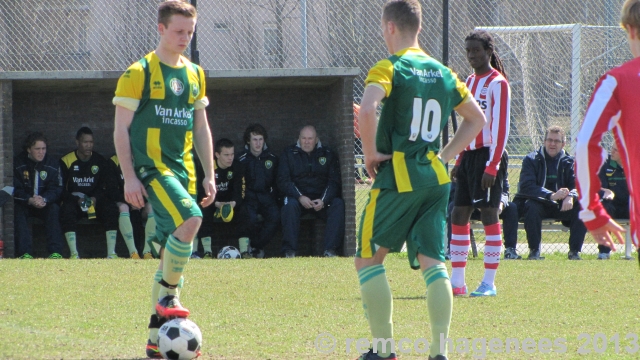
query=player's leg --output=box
[60,200,81,259]
[96,199,121,259]
[254,195,280,256]
[470,207,500,297]
[116,202,140,258]
[410,185,452,359]
[355,188,419,359]
[320,197,345,256]
[142,203,157,259]
[281,196,303,257]
[145,174,202,319]
[14,202,34,258]
[196,204,215,258]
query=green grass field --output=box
[2,255,640,359]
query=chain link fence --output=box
[1,0,632,256]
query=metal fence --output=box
[0,0,632,256]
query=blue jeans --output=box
[15,201,64,256]
[281,196,344,254]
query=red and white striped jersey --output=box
[576,57,640,246]
[460,69,510,176]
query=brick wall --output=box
[1,81,14,257]
[8,76,356,258]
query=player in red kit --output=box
[450,29,510,297]
[575,0,640,252]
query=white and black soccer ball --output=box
[217,245,241,259]
[158,318,202,360]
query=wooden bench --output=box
[469,218,633,259]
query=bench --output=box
[469,218,633,259]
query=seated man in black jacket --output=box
[59,127,120,259]
[278,125,344,258]
[237,124,279,259]
[514,125,587,260]
[596,143,629,259]
[13,132,64,259]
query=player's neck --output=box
[474,65,493,76]
[390,37,419,54]
[154,47,182,67]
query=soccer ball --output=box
[217,245,241,259]
[158,318,202,360]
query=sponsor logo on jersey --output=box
[91,165,99,174]
[123,69,131,79]
[170,78,184,96]
[40,171,47,180]
[191,83,199,97]
[73,165,79,171]
[153,81,162,90]
[139,167,145,174]
[319,157,326,165]
[181,198,192,209]
[411,68,442,84]
[265,160,273,169]
[155,105,192,126]
[217,181,229,193]
[73,176,95,187]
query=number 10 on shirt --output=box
[409,98,442,142]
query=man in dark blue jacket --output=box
[278,125,344,258]
[13,132,64,259]
[237,124,279,258]
[596,143,629,259]
[514,126,587,260]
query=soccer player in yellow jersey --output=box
[355,1,485,359]
[112,1,215,358]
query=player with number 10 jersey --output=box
[367,48,471,194]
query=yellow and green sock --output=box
[358,264,393,357]
[423,264,453,358]
[65,231,78,255]
[119,212,138,255]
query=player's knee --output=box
[117,202,130,213]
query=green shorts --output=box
[356,184,450,269]
[143,170,201,249]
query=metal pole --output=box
[442,0,457,147]
[191,0,200,65]
[300,0,308,68]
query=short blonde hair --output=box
[158,1,197,27]
[621,0,640,36]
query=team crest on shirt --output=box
[191,83,199,97]
[181,198,193,209]
[23,171,29,180]
[480,86,488,96]
[91,165,99,174]
[227,171,233,180]
[265,160,273,169]
[40,171,47,180]
[319,157,326,165]
[170,78,184,96]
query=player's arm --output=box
[576,74,621,231]
[114,106,147,209]
[482,81,510,189]
[192,108,216,207]
[440,97,485,163]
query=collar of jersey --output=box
[393,47,427,58]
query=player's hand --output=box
[552,188,570,201]
[200,176,216,208]
[601,188,615,201]
[364,152,392,180]
[481,172,496,190]
[450,166,459,182]
[560,196,573,212]
[124,176,148,209]
[311,199,324,211]
[298,195,313,209]
[589,219,626,251]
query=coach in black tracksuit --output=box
[13,132,64,258]
[237,124,280,257]
[597,146,629,255]
[278,125,344,257]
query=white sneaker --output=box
[597,252,610,260]
[323,250,337,257]
[285,251,295,258]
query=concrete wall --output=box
[1,69,358,258]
